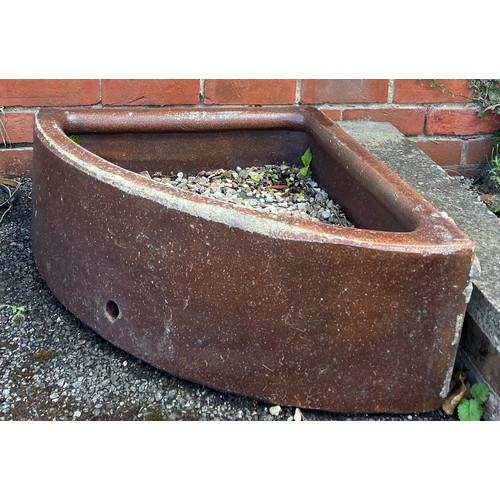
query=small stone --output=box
[123,361,127,367]
[269,405,281,416]
[294,408,304,421]
[73,410,82,418]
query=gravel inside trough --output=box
[139,163,355,227]
[0,178,454,421]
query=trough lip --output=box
[34,107,473,254]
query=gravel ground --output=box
[0,178,455,421]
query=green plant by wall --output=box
[428,79,468,99]
[467,80,500,187]
[427,79,500,116]
[484,129,500,215]
[489,133,500,182]
[467,79,500,117]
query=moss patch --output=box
[144,409,166,421]
[29,348,57,363]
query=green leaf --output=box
[457,399,483,421]
[470,383,489,404]
[301,148,312,168]
[69,134,79,143]
[1,304,27,323]
[299,166,309,178]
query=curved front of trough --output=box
[31,107,474,413]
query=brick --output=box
[0,112,34,144]
[0,80,99,106]
[467,138,496,165]
[0,148,32,176]
[413,139,463,166]
[342,107,425,135]
[393,79,472,104]
[204,80,296,105]
[301,80,388,104]
[426,108,500,135]
[102,79,200,105]
[320,109,342,122]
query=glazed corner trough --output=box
[31,106,475,413]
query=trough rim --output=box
[34,106,474,255]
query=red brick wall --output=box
[1,79,499,177]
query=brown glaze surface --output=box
[31,107,474,413]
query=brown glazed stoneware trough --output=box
[31,107,475,414]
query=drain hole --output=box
[105,300,120,321]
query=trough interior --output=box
[75,128,414,232]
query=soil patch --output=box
[460,167,500,216]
